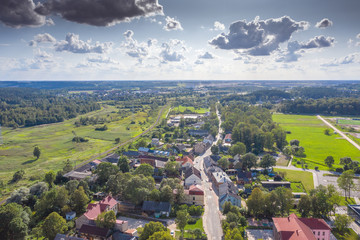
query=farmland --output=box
[0,103,165,197]
[172,105,209,114]
[273,114,360,170]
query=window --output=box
[193,197,195,200]
[318,232,320,235]
[323,232,325,236]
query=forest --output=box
[0,88,100,128]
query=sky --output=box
[0,0,360,80]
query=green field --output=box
[337,119,360,126]
[274,168,314,192]
[273,114,360,170]
[173,105,209,114]
[0,104,163,197]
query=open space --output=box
[273,114,360,170]
[273,168,314,192]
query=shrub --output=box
[315,166,319,171]
[335,168,344,173]
[188,217,197,224]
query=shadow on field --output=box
[22,158,38,165]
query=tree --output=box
[12,169,25,182]
[337,170,355,200]
[324,129,331,135]
[149,231,175,240]
[274,187,293,216]
[66,180,79,194]
[0,203,30,240]
[33,146,41,159]
[298,195,312,217]
[44,170,56,188]
[71,186,89,214]
[140,221,167,240]
[7,187,30,204]
[30,182,48,197]
[115,137,121,144]
[242,153,257,170]
[218,157,230,170]
[95,162,119,184]
[224,228,243,240]
[247,188,264,217]
[193,228,203,239]
[229,142,246,157]
[136,138,148,149]
[289,139,300,146]
[282,146,292,158]
[42,212,67,240]
[134,163,154,177]
[96,210,116,229]
[118,155,130,173]
[165,161,180,177]
[211,145,219,155]
[63,159,73,173]
[34,186,69,219]
[272,128,287,150]
[334,214,353,233]
[259,154,276,168]
[325,156,335,168]
[176,210,189,237]
[149,189,161,202]
[264,132,275,150]
[160,185,174,204]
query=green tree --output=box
[7,187,30,205]
[229,142,246,157]
[282,146,292,158]
[264,132,275,150]
[259,154,276,168]
[325,156,335,168]
[218,157,230,170]
[96,210,116,229]
[134,163,154,177]
[71,186,89,214]
[211,145,219,155]
[118,155,130,173]
[139,221,167,240]
[44,170,56,188]
[298,195,312,217]
[160,185,174,204]
[334,214,353,233]
[224,228,243,240]
[115,137,121,144]
[42,212,67,240]
[324,129,331,136]
[289,139,300,146]
[165,161,180,177]
[149,189,161,202]
[95,162,119,184]
[337,170,355,200]
[66,180,79,194]
[242,153,257,170]
[12,169,25,182]
[0,203,31,239]
[193,228,203,239]
[274,187,293,216]
[33,146,41,159]
[272,128,287,150]
[247,188,264,217]
[136,138,148,149]
[176,210,189,237]
[149,231,175,240]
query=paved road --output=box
[194,105,224,240]
[317,115,360,151]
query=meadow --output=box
[273,114,360,170]
[273,168,314,192]
[0,103,165,198]
[173,105,209,114]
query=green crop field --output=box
[273,114,360,170]
[174,105,209,114]
[0,104,163,198]
[337,119,360,126]
[273,168,314,192]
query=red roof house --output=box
[273,213,331,240]
[224,134,232,143]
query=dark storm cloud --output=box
[209,16,309,56]
[0,0,45,28]
[315,18,333,28]
[34,0,163,27]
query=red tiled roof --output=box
[100,196,117,208]
[176,156,194,166]
[92,159,102,165]
[298,218,331,231]
[79,224,110,237]
[273,214,316,240]
[224,134,232,140]
[84,196,117,220]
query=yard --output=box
[332,228,360,240]
[273,168,314,192]
[172,105,209,114]
[273,114,360,170]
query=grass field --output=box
[0,103,162,198]
[273,168,314,192]
[337,119,360,126]
[184,218,204,231]
[273,114,360,170]
[173,105,209,114]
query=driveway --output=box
[117,216,150,229]
[246,229,274,240]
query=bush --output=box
[315,166,319,171]
[188,217,197,224]
[336,168,344,173]
[95,125,108,131]
[297,161,301,165]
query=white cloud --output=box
[198,51,215,59]
[29,33,56,46]
[315,18,333,28]
[55,33,112,54]
[209,16,309,56]
[46,18,55,26]
[163,16,183,31]
[211,21,225,31]
[322,52,360,67]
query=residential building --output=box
[189,129,209,137]
[101,153,120,164]
[63,171,92,181]
[139,155,168,167]
[78,224,112,240]
[112,231,138,240]
[176,156,194,170]
[183,185,204,206]
[219,192,241,210]
[261,181,291,191]
[184,166,202,186]
[54,234,85,240]
[76,196,119,229]
[273,213,331,240]
[224,134,232,143]
[203,134,215,145]
[194,142,210,155]
[237,171,252,185]
[142,201,171,217]
[211,170,232,196]
[151,138,160,147]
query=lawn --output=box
[173,105,209,114]
[184,218,204,231]
[337,119,360,126]
[339,197,356,206]
[332,228,360,240]
[0,103,162,199]
[290,182,306,193]
[273,114,360,170]
[273,168,314,192]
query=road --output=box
[317,115,360,151]
[194,105,224,240]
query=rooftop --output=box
[78,224,110,238]
[184,166,201,179]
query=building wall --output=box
[185,175,201,186]
[312,229,330,240]
[183,194,204,206]
[75,215,90,229]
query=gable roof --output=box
[84,196,117,220]
[237,171,252,179]
[142,201,171,212]
[78,224,110,238]
[54,234,85,240]
[176,156,194,166]
[224,134,232,140]
[100,195,117,208]
[184,166,201,179]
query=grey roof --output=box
[63,170,92,180]
[101,153,120,163]
[112,232,138,240]
[54,234,85,240]
[74,163,92,172]
[184,166,201,179]
[142,201,171,213]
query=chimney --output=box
[288,216,290,222]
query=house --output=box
[122,151,139,158]
[219,192,241,210]
[188,129,209,137]
[203,135,215,145]
[182,184,204,206]
[194,142,210,155]
[261,181,291,191]
[102,153,120,164]
[152,150,170,157]
[273,213,331,240]
[63,171,92,181]
[176,156,194,170]
[184,166,202,186]
[211,170,232,196]
[348,204,360,222]
[237,171,252,185]
[112,231,138,240]
[66,211,76,221]
[138,147,150,153]
[90,160,102,169]
[78,224,112,240]
[139,155,168,167]
[151,138,160,147]
[76,196,119,229]
[142,201,171,217]
[225,169,238,176]
[54,234,85,240]
[115,220,129,232]
[224,134,232,144]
